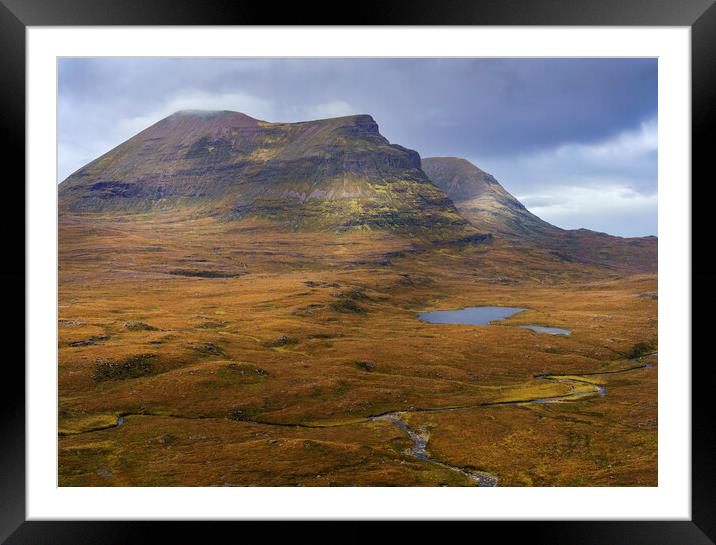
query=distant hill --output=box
[423,157,657,272]
[59,111,472,238]
[422,157,554,237]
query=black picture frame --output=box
[3,0,713,543]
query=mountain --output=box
[59,111,471,237]
[58,112,655,272]
[421,157,554,237]
[423,157,657,272]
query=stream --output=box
[367,354,656,487]
[69,353,656,488]
[369,413,499,486]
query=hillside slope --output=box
[423,157,657,272]
[422,157,554,237]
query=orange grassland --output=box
[58,212,657,486]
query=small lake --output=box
[516,325,571,336]
[417,306,526,325]
[416,306,571,335]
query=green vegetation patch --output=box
[330,299,366,313]
[353,360,375,372]
[155,433,179,446]
[227,406,258,421]
[191,342,226,357]
[68,334,108,347]
[342,287,369,300]
[169,269,242,278]
[330,287,370,313]
[627,341,657,359]
[59,413,120,435]
[123,321,158,331]
[267,335,299,347]
[304,280,341,288]
[92,354,156,381]
[218,363,270,384]
[196,321,228,329]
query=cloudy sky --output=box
[58,58,657,237]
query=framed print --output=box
[4,0,714,542]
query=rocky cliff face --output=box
[59,111,470,236]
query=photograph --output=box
[1,0,710,537]
[56,57,659,488]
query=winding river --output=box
[367,353,656,487]
[65,351,656,488]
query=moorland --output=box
[58,111,657,486]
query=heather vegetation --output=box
[57,111,657,487]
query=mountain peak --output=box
[317,113,377,127]
[169,109,251,117]
[58,113,472,238]
[422,157,500,201]
[162,110,378,129]
[158,109,261,126]
[281,113,379,135]
[423,156,552,236]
